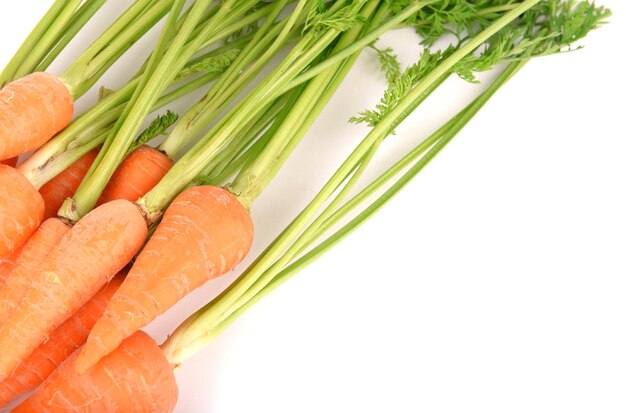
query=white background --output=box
[2,1,625,412]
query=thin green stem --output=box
[13,0,84,79]
[0,0,68,85]
[35,0,108,73]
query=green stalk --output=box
[0,0,69,85]
[30,69,223,190]
[18,20,260,186]
[35,0,108,73]
[162,60,526,366]
[138,0,378,219]
[12,0,84,79]
[60,0,174,99]
[159,0,541,363]
[159,1,296,157]
[60,0,265,221]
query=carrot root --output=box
[97,145,173,205]
[0,272,125,407]
[0,72,73,160]
[77,185,254,371]
[13,331,177,413]
[0,165,45,257]
[0,199,147,381]
[39,149,98,220]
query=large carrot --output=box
[0,165,44,257]
[0,272,125,407]
[76,185,253,371]
[13,331,177,413]
[97,145,173,205]
[0,73,73,160]
[39,149,98,220]
[0,218,70,325]
[0,199,147,381]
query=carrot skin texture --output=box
[0,199,147,381]
[0,273,125,407]
[0,165,45,257]
[77,185,254,370]
[0,157,18,167]
[39,149,99,220]
[0,218,70,326]
[97,145,173,205]
[0,247,21,287]
[14,331,177,413]
[0,73,73,159]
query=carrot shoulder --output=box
[0,272,125,407]
[98,145,173,205]
[0,218,70,326]
[0,199,147,381]
[0,165,45,257]
[0,72,73,160]
[77,185,253,371]
[13,331,177,413]
[39,149,98,220]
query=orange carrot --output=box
[0,165,45,257]
[0,272,125,407]
[0,247,21,287]
[39,149,98,220]
[97,145,173,205]
[77,185,253,371]
[0,72,73,160]
[0,218,70,325]
[13,331,177,413]
[0,199,147,381]
[0,157,18,167]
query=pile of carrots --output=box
[0,0,610,411]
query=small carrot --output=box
[97,145,173,205]
[13,331,177,413]
[0,199,147,381]
[0,218,70,325]
[77,185,253,371]
[0,73,73,160]
[0,165,45,257]
[0,157,18,167]
[0,272,125,407]
[39,149,98,220]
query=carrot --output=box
[0,272,125,407]
[0,247,21,287]
[0,165,44,257]
[97,145,173,205]
[0,72,73,160]
[39,149,98,220]
[13,331,177,413]
[0,199,147,381]
[0,157,18,167]
[0,218,70,325]
[76,185,253,371]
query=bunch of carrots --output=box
[0,0,609,411]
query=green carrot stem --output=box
[60,0,247,221]
[0,0,69,85]
[159,1,296,157]
[227,0,384,207]
[161,60,526,366]
[19,32,250,186]
[60,0,174,99]
[35,0,108,73]
[138,0,374,219]
[159,0,541,362]
[12,0,84,80]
